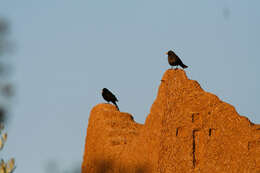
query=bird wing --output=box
[107,89,118,102]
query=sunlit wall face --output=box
[0,1,259,173]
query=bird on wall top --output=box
[102,88,120,111]
[166,50,188,69]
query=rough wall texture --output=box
[82,69,260,173]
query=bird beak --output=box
[165,52,168,55]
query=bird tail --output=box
[180,63,188,69]
[112,101,120,111]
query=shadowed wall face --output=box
[82,69,260,173]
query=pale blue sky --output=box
[1,1,260,172]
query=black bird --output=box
[166,50,188,69]
[102,88,119,111]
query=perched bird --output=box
[102,88,120,111]
[166,50,188,69]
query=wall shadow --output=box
[89,159,150,173]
